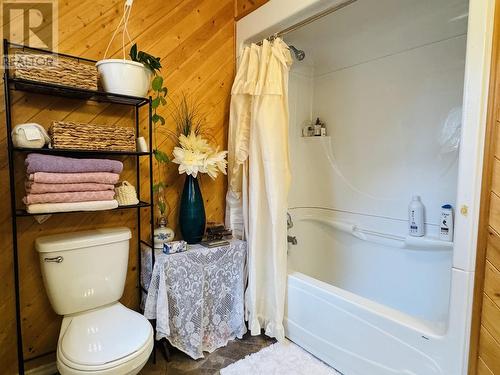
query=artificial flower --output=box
[172,132,228,179]
[172,147,206,178]
[203,150,228,180]
[179,132,212,153]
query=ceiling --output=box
[285,0,469,76]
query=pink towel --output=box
[26,153,123,174]
[26,182,115,194]
[28,172,120,185]
[23,190,115,205]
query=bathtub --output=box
[284,207,470,375]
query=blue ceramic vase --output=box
[179,175,206,244]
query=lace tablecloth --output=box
[143,240,247,359]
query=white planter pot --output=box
[96,59,152,97]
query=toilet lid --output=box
[60,303,152,366]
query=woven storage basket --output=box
[13,51,98,90]
[50,121,136,151]
[115,181,139,206]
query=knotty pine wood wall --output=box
[470,2,500,374]
[0,0,270,371]
[235,0,269,20]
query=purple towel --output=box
[25,154,123,174]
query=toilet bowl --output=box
[35,228,153,375]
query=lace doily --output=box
[143,240,247,359]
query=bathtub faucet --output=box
[288,235,298,245]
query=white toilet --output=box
[35,227,154,375]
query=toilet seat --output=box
[57,303,153,374]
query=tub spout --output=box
[288,235,298,245]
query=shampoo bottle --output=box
[408,195,425,237]
[320,121,327,136]
[314,118,322,136]
[439,204,454,241]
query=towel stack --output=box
[23,154,123,214]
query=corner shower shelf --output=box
[3,39,157,375]
[301,135,331,140]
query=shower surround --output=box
[237,0,494,374]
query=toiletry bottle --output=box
[320,121,327,136]
[408,195,425,237]
[314,118,322,136]
[439,204,454,241]
[302,124,310,137]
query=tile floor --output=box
[141,333,276,375]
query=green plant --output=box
[129,44,169,195]
[129,43,162,74]
[167,94,215,144]
[151,75,170,171]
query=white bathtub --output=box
[285,207,471,375]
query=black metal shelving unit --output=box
[3,40,156,374]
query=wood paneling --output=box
[480,326,500,374]
[494,125,500,158]
[0,0,235,373]
[487,228,500,273]
[489,193,500,233]
[482,294,500,344]
[491,157,500,196]
[484,260,500,308]
[235,0,269,20]
[470,2,500,373]
[479,357,496,375]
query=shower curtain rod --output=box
[257,0,358,45]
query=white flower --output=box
[179,132,212,153]
[203,150,228,180]
[172,132,228,179]
[172,147,205,178]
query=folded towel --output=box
[26,200,119,214]
[28,172,120,184]
[25,154,123,174]
[23,190,115,205]
[26,182,115,194]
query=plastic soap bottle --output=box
[321,120,327,136]
[439,204,454,242]
[408,195,425,237]
[314,118,322,136]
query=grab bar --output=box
[311,218,453,251]
[328,220,367,241]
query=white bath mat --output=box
[220,339,340,375]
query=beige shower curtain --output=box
[226,38,292,340]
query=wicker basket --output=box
[13,51,98,90]
[50,121,136,151]
[115,181,139,206]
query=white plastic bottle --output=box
[314,118,322,136]
[439,204,454,241]
[408,195,425,237]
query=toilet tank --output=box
[35,227,132,315]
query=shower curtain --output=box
[226,38,293,340]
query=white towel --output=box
[26,199,119,214]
